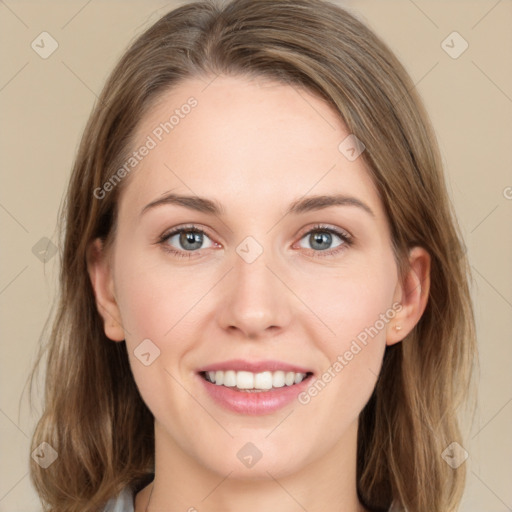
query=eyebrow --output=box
[140,192,375,218]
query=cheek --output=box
[298,258,397,408]
[113,250,199,341]
[300,256,397,345]
[110,252,184,372]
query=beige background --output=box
[1,0,511,510]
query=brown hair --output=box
[28,1,477,510]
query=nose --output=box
[216,246,292,339]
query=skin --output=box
[88,74,430,512]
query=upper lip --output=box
[197,359,313,374]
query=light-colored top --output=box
[102,487,135,512]
[102,486,404,511]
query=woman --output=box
[28,1,477,511]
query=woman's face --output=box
[96,74,406,479]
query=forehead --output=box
[119,74,384,222]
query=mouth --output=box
[195,360,315,415]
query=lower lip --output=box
[197,373,313,415]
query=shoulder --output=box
[102,486,135,512]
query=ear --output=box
[86,238,125,342]
[387,246,431,346]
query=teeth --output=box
[204,370,309,390]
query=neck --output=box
[135,419,367,512]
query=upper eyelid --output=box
[161,224,214,241]
[297,224,351,239]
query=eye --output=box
[157,223,353,259]
[296,224,352,257]
[158,225,215,258]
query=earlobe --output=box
[387,246,431,346]
[86,238,125,342]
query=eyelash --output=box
[157,223,353,259]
